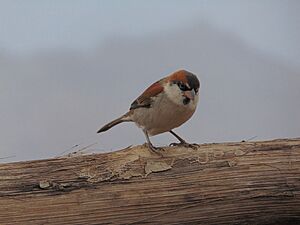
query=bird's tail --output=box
[97,112,132,133]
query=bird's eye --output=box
[178,82,188,91]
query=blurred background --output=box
[0,0,299,162]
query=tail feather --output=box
[97,113,131,133]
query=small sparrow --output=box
[97,69,200,153]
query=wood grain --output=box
[0,138,300,225]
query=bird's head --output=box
[164,70,200,108]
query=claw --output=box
[169,142,179,147]
[147,143,164,156]
[169,142,199,149]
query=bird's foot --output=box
[147,143,164,156]
[169,142,199,150]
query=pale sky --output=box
[0,0,299,66]
[0,1,299,162]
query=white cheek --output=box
[165,84,199,110]
[164,84,183,105]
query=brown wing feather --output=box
[130,79,164,110]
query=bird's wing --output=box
[130,80,164,110]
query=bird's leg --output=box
[143,130,164,156]
[169,130,199,149]
[169,130,187,144]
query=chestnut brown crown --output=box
[167,70,200,93]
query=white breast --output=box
[130,84,199,136]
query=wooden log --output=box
[0,138,300,225]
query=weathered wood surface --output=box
[0,138,300,225]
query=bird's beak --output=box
[183,89,195,101]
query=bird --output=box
[97,69,200,153]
